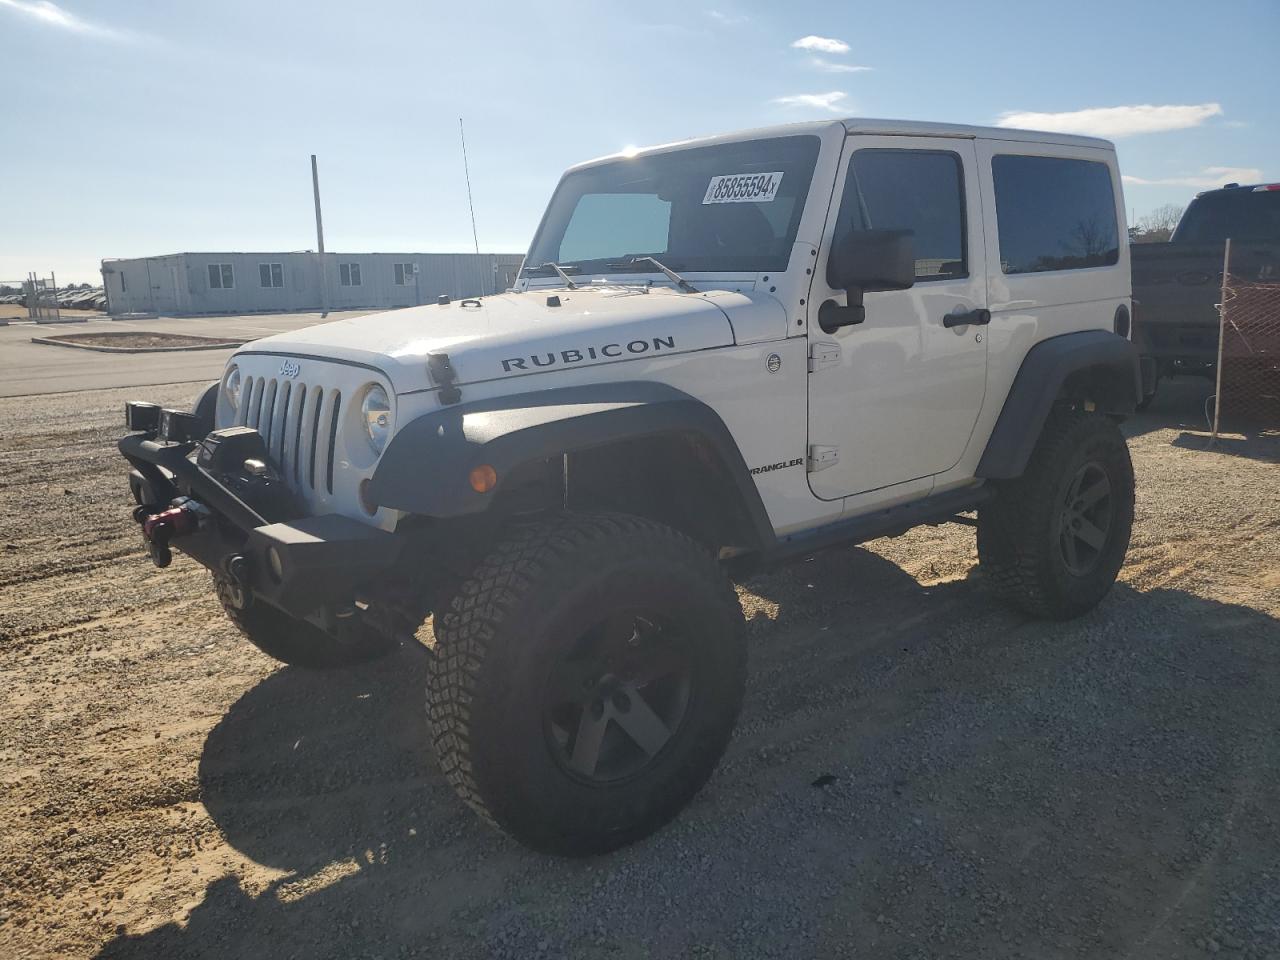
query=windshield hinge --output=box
[808,340,841,372]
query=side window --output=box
[258,263,283,288]
[559,194,671,264]
[833,149,967,282]
[208,263,234,289]
[339,262,362,287]
[992,155,1119,274]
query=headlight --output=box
[360,383,392,454]
[223,365,242,412]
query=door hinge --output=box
[808,340,841,372]
[807,444,840,472]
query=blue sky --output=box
[1,0,1275,283]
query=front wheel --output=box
[977,409,1135,620]
[427,513,747,856]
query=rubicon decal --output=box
[750,457,803,476]
[501,336,676,373]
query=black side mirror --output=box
[820,229,916,333]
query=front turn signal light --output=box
[469,464,498,493]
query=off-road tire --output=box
[215,578,399,669]
[427,513,747,856]
[977,409,1134,620]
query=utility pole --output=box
[312,154,328,317]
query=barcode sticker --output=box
[703,172,784,204]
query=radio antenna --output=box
[459,117,480,256]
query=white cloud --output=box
[772,91,848,113]
[0,0,135,39]
[808,56,872,74]
[707,9,748,24]
[996,103,1223,138]
[791,35,850,54]
[1123,166,1263,189]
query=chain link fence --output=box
[24,273,62,323]
[1212,241,1280,438]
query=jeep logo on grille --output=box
[279,359,301,379]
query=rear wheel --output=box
[977,409,1135,620]
[427,513,746,856]
[215,578,400,669]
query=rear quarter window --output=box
[992,155,1119,274]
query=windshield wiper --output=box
[608,256,698,293]
[523,262,580,289]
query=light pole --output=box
[312,154,327,317]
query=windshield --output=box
[526,135,821,276]
[1172,189,1280,244]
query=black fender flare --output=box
[368,381,775,548]
[976,329,1141,480]
[192,381,218,435]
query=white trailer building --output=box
[100,251,524,317]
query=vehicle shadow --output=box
[1126,375,1279,460]
[190,649,452,875]
[1124,375,1215,439]
[1170,429,1280,462]
[95,547,1280,960]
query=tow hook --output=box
[134,497,208,568]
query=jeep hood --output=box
[238,286,744,395]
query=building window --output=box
[833,149,967,282]
[119,273,126,292]
[992,155,1119,274]
[259,263,284,288]
[394,262,416,285]
[208,263,234,289]
[339,262,362,287]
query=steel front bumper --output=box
[118,409,402,623]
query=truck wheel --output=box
[214,577,399,669]
[427,513,746,856]
[977,409,1134,620]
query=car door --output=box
[807,136,989,500]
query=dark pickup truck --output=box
[1132,182,1280,401]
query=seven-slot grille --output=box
[236,375,343,494]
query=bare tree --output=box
[1071,216,1114,259]
[1132,203,1185,243]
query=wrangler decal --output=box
[501,336,677,373]
[749,457,804,476]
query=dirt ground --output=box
[1,380,1278,960]
[34,332,247,351]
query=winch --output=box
[134,497,209,568]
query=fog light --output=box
[469,464,498,493]
[266,546,285,582]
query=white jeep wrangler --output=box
[120,119,1140,855]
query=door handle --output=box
[942,308,991,328]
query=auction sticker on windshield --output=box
[703,172,784,204]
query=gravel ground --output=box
[1,379,1278,960]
